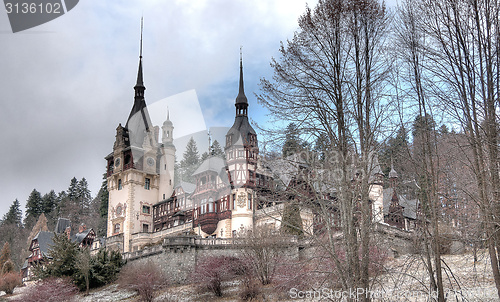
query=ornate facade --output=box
[105,50,394,253]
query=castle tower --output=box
[368,155,384,223]
[225,52,259,236]
[159,110,176,201]
[105,23,174,253]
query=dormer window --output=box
[145,178,151,190]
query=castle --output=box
[104,49,416,254]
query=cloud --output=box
[0,0,328,218]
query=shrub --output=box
[118,261,168,302]
[239,278,261,301]
[192,256,245,297]
[0,272,22,295]
[11,277,78,302]
[1,260,15,275]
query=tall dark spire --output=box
[126,18,151,135]
[235,46,248,117]
[134,17,145,98]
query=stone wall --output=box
[118,225,467,284]
[122,236,300,284]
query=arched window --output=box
[114,223,120,234]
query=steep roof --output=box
[193,156,226,177]
[175,181,196,194]
[383,188,418,220]
[72,229,94,245]
[32,231,54,258]
[54,218,71,234]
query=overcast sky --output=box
[0,0,397,219]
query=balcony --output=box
[198,212,219,234]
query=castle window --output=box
[118,179,122,190]
[142,205,151,214]
[232,194,236,210]
[163,194,165,200]
[113,223,120,234]
[142,224,149,233]
[145,178,151,190]
[208,198,214,213]
[248,193,252,210]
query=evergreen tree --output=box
[96,174,109,236]
[200,151,209,162]
[42,190,58,222]
[39,233,79,278]
[282,123,301,158]
[67,177,79,202]
[210,140,224,157]
[180,137,200,183]
[314,134,331,162]
[77,178,92,210]
[25,189,43,227]
[2,199,22,227]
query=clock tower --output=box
[105,43,174,253]
[225,53,258,235]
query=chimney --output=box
[79,223,87,233]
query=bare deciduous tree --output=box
[258,0,390,298]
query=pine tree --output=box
[282,123,301,158]
[2,199,22,227]
[77,178,92,210]
[25,189,43,227]
[180,137,200,183]
[210,140,224,157]
[42,190,58,222]
[67,177,79,202]
[41,233,78,278]
[314,134,331,162]
[97,174,109,236]
[201,151,209,162]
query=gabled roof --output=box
[192,156,226,177]
[72,229,95,245]
[31,231,54,257]
[383,188,418,220]
[175,181,196,194]
[54,218,71,234]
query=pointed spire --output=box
[134,17,145,96]
[236,46,248,105]
[389,158,398,179]
[127,18,150,133]
[235,47,248,117]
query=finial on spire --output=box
[166,106,170,121]
[208,129,212,154]
[235,47,248,116]
[140,16,144,59]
